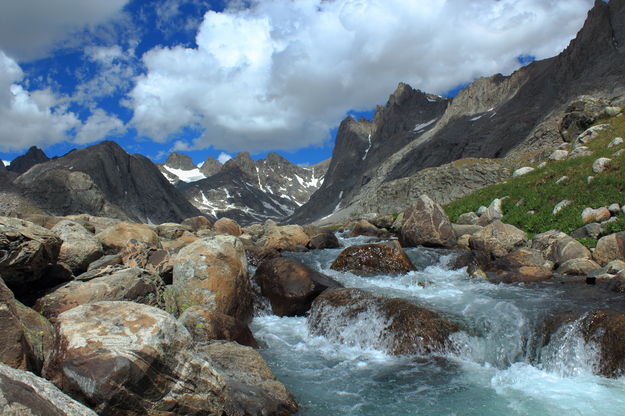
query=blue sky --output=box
[0,0,595,167]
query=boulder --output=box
[571,223,603,239]
[556,258,601,275]
[0,217,62,293]
[594,232,625,265]
[578,310,625,377]
[179,306,257,347]
[512,167,534,178]
[608,137,623,148]
[43,301,297,415]
[609,203,622,214]
[477,198,504,226]
[350,219,383,237]
[530,230,591,266]
[84,216,121,234]
[96,222,160,252]
[34,267,165,323]
[244,242,281,267]
[452,224,483,237]
[390,212,405,232]
[400,195,455,247]
[330,241,416,276]
[369,214,395,230]
[582,207,611,223]
[0,362,98,416]
[173,236,253,322]
[457,212,479,225]
[469,220,527,258]
[309,288,459,355]
[213,217,242,236]
[306,231,341,250]
[255,257,342,316]
[592,157,612,173]
[155,223,191,240]
[549,149,569,161]
[259,224,310,250]
[181,216,212,232]
[51,220,103,274]
[119,239,173,282]
[568,145,593,159]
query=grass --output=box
[444,114,625,238]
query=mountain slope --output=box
[7,146,50,174]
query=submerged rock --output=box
[330,241,416,276]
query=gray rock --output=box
[452,224,483,237]
[549,149,569,161]
[477,198,503,226]
[555,176,569,184]
[457,212,479,225]
[52,220,103,274]
[568,146,593,159]
[557,258,601,275]
[592,157,612,173]
[531,230,591,266]
[400,195,455,247]
[6,146,49,175]
[469,220,527,258]
[165,152,196,170]
[553,200,572,215]
[512,167,534,177]
[608,137,624,148]
[571,223,603,239]
[199,155,222,177]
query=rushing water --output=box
[250,235,625,415]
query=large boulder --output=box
[34,267,165,323]
[0,217,62,293]
[181,215,212,232]
[594,232,625,266]
[0,362,98,416]
[306,231,340,250]
[469,220,527,258]
[155,223,191,240]
[179,306,257,347]
[330,241,416,276]
[255,257,342,316]
[173,236,253,322]
[43,301,297,415]
[531,230,591,266]
[119,239,173,282]
[52,220,103,274]
[96,222,160,252]
[350,219,384,238]
[556,258,601,275]
[260,224,310,250]
[213,217,242,236]
[309,288,459,355]
[477,198,504,226]
[400,194,456,247]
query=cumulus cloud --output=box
[74,109,125,144]
[217,152,233,164]
[128,0,594,152]
[0,0,129,61]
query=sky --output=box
[0,0,596,166]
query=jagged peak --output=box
[165,152,195,170]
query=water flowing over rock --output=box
[400,194,455,247]
[255,257,342,316]
[52,220,103,274]
[330,241,416,276]
[309,288,459,355]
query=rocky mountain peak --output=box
[165,152,196,170]
[199,155,222,177]
[223,152,257,178]
[8,146,50,175]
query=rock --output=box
[497,248,549,269]
[86,253,122,271]
[155,223,191,240]
[306,231,340,250]
[244,243,281,267]
[173,236,253,322]
[213,217,242,236]
[452,224,483,237]
[549,149,569,161]
[0,362,98,416]
[34,267,165,323]
[477,206,488,215]
[255,257,342,316]
[119,240,173,282]
[179,306,257,347]
[487,248,553,283]
[614,149,625,157]
[488,266,552,283]
[608,137,624,148]
[477,198,504,226]
[552,200,572,215]
[457,212,479,225]
[309,288,459,355]
[579,310,625,377]
[592,157,612,173]
[531,230,591,266]
[556,258,601,275]
[537,161,547,169]
[512,167,534,178]
[606,260,625,274]
[181,215,212,232]
[51,220,103,274]
[571,223,603,239]
[568,146,593,159]
[43,301,297,415]
[259,224,310,250]
[390,212,404,232]
[330,241,416,276]
[400,195,456,247]
[609,203,621,214]
[577,123,610,143]
[587,176,594,184]
[369,214,395,230]
[469,220,527,258]
[582,207,611,223]
[96,222,160,252]
[0,278,54,374]
[350,219,383,237]
[0,217,62,293]
[555,176,569,184]
[605,107,622,117]
[594,232,625,265]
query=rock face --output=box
[400,194,455,247]
[173,236,253,322]
[7,146,49,175]
[255,257,342,316]
[330,241,416,276]
[14,141,203,224]
[0,217,62,293]
[199,155,222,177]
[309,288,459,355]
[0,362,98,416]
[52,220,103,274]
[43,301,297,415]
[165,152,196,170]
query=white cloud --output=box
[217,152,232,164]
[0,0,130,61]
[74,109,125,144]
[128,0,594,153]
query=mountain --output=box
[7,146,49,174]
[159,152,209,185]
[199,156,222,177]
[13,141,204,224]
[181,152,328,225]
[291,0,625,224]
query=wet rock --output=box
[179,306,257,347]
[173,236,253,322]
[556,258,601,275]
[214,217,242,236]
[34,267,165,323]
[331,241,416,276]
[592,157,611,173]
[43,301,297,415]
[306,231,340,250]
[0,217,62,293]
[0,362,98,416]
[309,288,459,355]
[530,230,591,266]
[477,198,504,226]
[594,232,625,265]
[469,220,527,258]
[350,219,383,237]
[579,310,625,378]
[255,257,342,316]
[259,224,310,250]
[400,194,455,247]
[181,215,212,232]
[457,212,479,225]
[96,222,160,252]
[51,220,103,274]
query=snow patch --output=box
[470,115,483,122]
[197,161,204,168]
[2,160,9,167]
[413,118,437,132]
[362,134,372,160]
[163,166,206,183]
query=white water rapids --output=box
[251,235,625,415]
